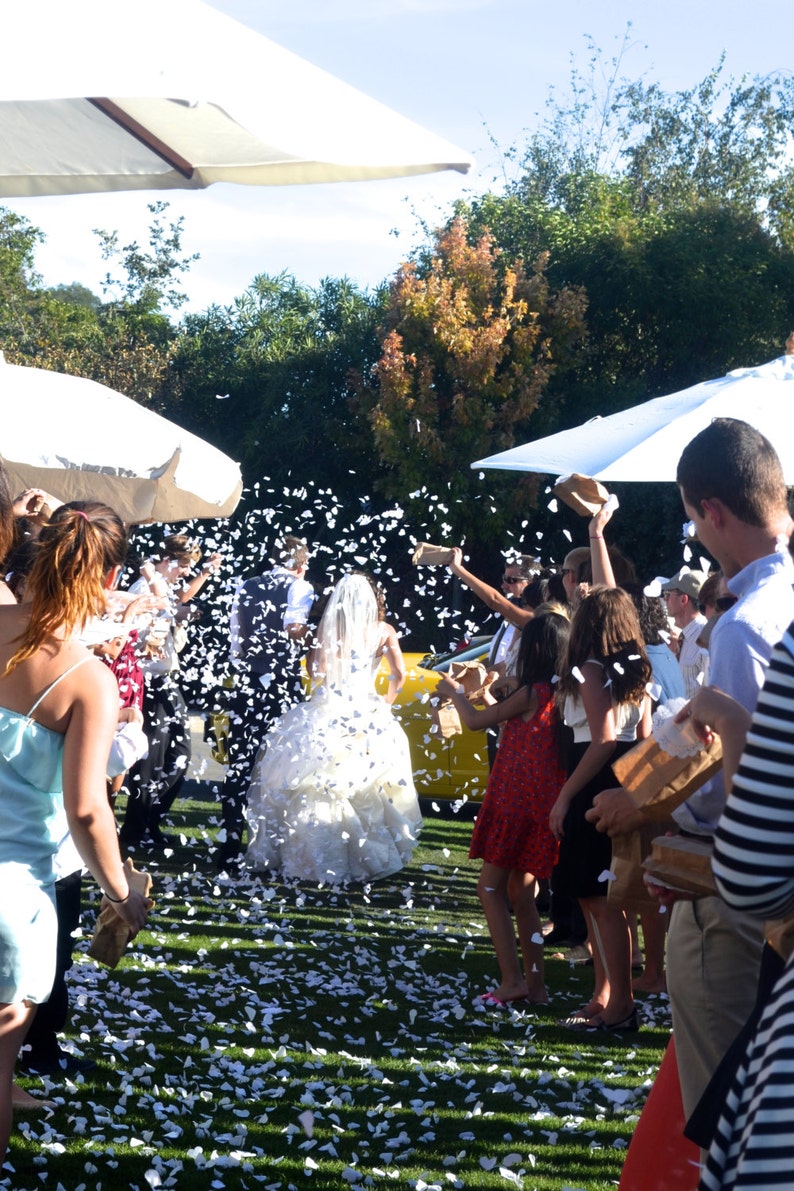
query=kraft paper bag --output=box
[88,858,153,968]
[412,542,455,566]
[553,473,611,518]
[611,735,723,821]
[431,660,492,738]
[642,834,717,898]
[608,822,674,913]
[431,700,462,738]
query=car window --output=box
[419,636,493,674]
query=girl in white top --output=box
[551,587,651,1032]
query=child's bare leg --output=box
[508,870,548,1003]
[477,863,528,1001]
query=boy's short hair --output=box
[677,418,787,527]
[504,553,540,578]
[277,535,309,570]
[162,533,201,566]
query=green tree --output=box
[8,204,191,404]
[355,216,586,548]
[164,272,384,493]
[0,207,45,357]
[456,50,794,575]
[94,200,199,312]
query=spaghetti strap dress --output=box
[0,657,90,1004]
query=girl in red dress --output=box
[436,613,569,1006]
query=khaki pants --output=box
[667,896,764,1118]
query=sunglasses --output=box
[715,595,738,612]
[502,575,523,584]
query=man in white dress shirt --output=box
[662,567,709,698]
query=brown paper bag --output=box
[610,735,723,821]
[449,659,489,696]
[552,473,611,517]
[412,542,455,566]
[608,821,675,913]
[431,700,462,737]
[88,858,153,968]
[431,660,491,737]
[642,835,717,897]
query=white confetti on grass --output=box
[6,806,669,1190]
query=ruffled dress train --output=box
[245,679,422,884]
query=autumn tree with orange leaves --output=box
[357,217,586,547]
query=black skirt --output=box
[558,739,636,899]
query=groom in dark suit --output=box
[216,535,314,869]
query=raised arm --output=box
[447,548,532,629]
[178,552,222,604]
[588,501,617,588]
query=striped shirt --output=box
[700,623,794,1190]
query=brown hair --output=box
[556,586,651,705]
[564,544,638,587]
[5,501,128,673]
[677,418,787,527]
[505,553,540,579]
[161,533,201,567]
[276,535,309,570]
[697,570,722,613]
[357,571,387,620]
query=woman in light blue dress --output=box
[0,498,150,1164]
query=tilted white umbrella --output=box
[0,0,472,197]
[472,353,794,483]
[0,356,242,523]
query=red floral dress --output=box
[469,682,565,877]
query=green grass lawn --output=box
[6,788,670,1191]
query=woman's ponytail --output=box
[5,501,127,673]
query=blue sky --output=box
[6,0,791,311]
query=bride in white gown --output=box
[245,573,422,884]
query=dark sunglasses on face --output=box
[502,575,523,584]
[715,595,738,612]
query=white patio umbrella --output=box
[472,353,794,483]
[0,0,472,197]
[0,355,242,524]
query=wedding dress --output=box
[245,574,422,884]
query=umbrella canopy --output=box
[0,356,242,523]
[0,0,472,197]
[472,354,794,483]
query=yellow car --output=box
[208,636,493,802]
[376,637,491,802]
